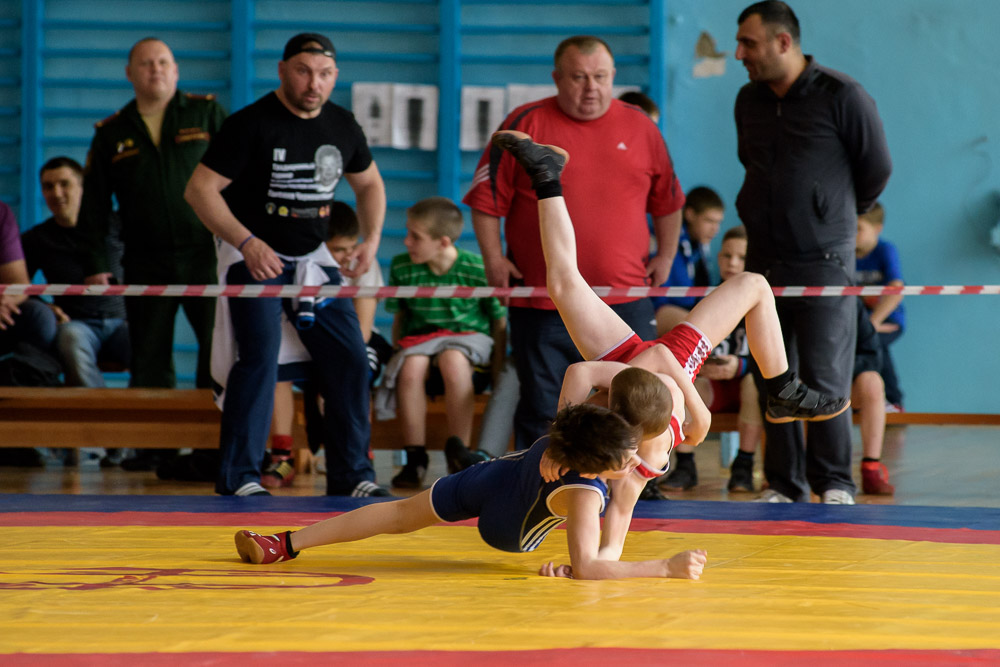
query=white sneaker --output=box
[754,489,793,503]
[822,488,855,505]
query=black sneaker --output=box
[662,457,698,490]
[234,482,271,497]
[121,449,175,472]
[727,455,755,493]
[351,481,392,498]
[765,378,850,424]
[99,448,124,468]
[638,480,669,501]
[0,448,44,467]
[491,131,568,188]
[391,446,429,489]
[444,436,491,474]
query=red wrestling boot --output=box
[861,460,895,495]
[235,530,299,564]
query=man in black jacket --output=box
[734,1,892,504]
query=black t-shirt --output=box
[21,216,126,320]
[200,93,373,257]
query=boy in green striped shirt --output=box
[385,197,507,489]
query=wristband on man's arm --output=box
[237,234,255,251]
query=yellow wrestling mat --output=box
[2,523,999,655]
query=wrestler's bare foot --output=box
[491,130,569,187]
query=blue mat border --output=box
[1,494,998,531]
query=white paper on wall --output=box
[460,86,506,151]
[612,85,641,98]
[351,83,394,147]
[505,84,557,113]
[391,84,439,151]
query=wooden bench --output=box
[0,387,486,451]
[2,387,998,453]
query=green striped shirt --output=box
[387,248,506,338]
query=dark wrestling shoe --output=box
[638,480,669,501]
[235,530,298,564]
[444,436,491,474]
[262,453,296,489]
[765,378,850,424]
[120,452,159,471]
[391,446,429,489]
[99,448,124,468]
[662,457,698,490]
[491,130,569,188]
[727,454,755,493]
[861,461,895,495]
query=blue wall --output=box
[662,0,1000,414]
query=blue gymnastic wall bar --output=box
[9,0,659,386]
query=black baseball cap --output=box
[282,33,336,61]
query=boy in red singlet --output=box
[492,131,848,533]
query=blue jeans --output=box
[0,298,58,354]
[217,260,373,496]
[55,318,130,387]
[876,329,903,406]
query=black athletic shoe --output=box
[391,446,429,489]
[638,480,669,501]
[765,378,851,424]
[662,457,698,490]
[444,436,491,474]
[491,131,568,188]
[727,455,755,493]
[350,481,392,498]
[120,453,159,472]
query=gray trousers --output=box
[752,255,857,500]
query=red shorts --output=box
[596,322,713,380]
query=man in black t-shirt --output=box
[185,33,388,497]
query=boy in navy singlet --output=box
[235,403,708,581]
[490,130,850,518]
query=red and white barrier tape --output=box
[2,284,999,299]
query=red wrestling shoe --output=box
[235,530,298,564]
[861,461,895,495]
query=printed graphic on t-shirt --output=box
[267,145,343,216]
[713,327,748,357]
